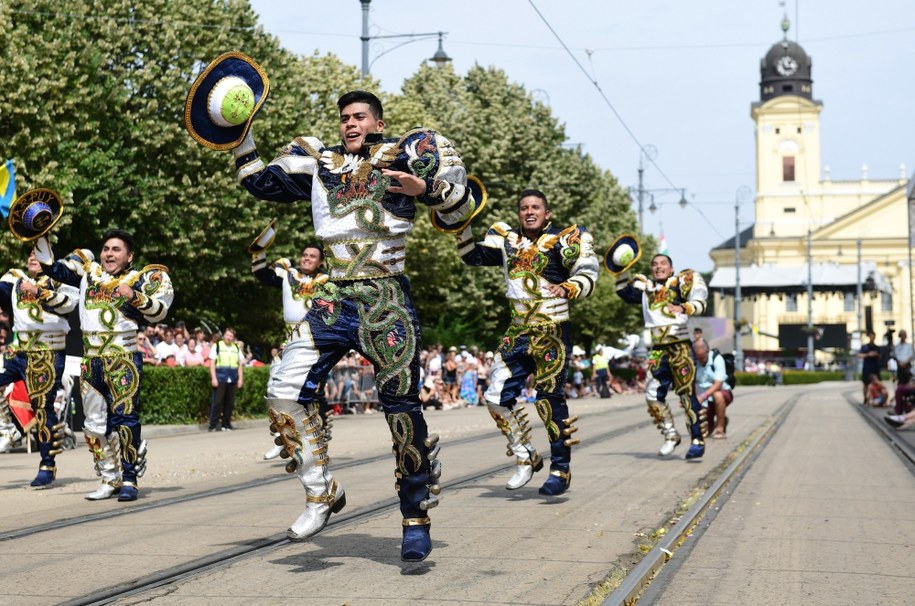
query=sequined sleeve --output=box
[616,273,648,306]
[40,248,93,288]
[678,269,708,316]
[398,129,482,233]
[458,222,507,267]
[557,225,599,299]
[37,281,79,315]
[129,265,174,324]
[234,132,318,203]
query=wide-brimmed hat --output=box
[8,188,63,241]
[604,233,641,275]
[430,175,488,234]
[185,51,269,151]
[247,218,278,254]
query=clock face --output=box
[776,56,798,76]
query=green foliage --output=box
[734,370,845,386]
[1,2,640,351]
[140,365,270,424]
[733,371,773,386]
[781,370,844,385]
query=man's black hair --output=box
[102,228,136,254]
[517,188,550,211]
[302,242,325,261]
[337,90,384,120]
[652,253,673,266]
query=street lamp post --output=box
[360,0,450,78]
[806,228,815,370]
[734,186,752,372]
[857,238,863,378]
[634,145,688,231]
[635,145,656,230]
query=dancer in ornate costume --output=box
[0,251,78,488]
[249,222,332,460]
[458,188,599,495]
[36,229,174,500]
[185,53,481,560]
[609,243,708,459]
[0,189,75,488]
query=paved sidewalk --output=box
[650,384,915,605]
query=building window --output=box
[775,127,781,134]
[784,207,796,213]
[844,292,855,312]
[882,292,893,312]
[783,156,795,182]
[786,293,798,312]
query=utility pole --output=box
[806,228,815,370]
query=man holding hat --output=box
[249,223,333,460]
[186,53,482,561]
[0,188,75,489]
[35,229,173,501]
[457,188,599,496]
[0,248,78,489]
[608,245,709,460]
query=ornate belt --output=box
[323,236,406,280]
[14,330,67,351]
[649,324,690,345]
[83,331,138,355]
[509,297,569,325]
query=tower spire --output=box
[780,1,790,41]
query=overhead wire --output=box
[526,0,725,240]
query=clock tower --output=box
[751,16,822,239]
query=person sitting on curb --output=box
[884,406,915,430]
[865,374,889,408]
[693,338,733,439]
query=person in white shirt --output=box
[893,330,913,378]
[154,328,179,363]
[173,331,190,367]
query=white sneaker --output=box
[658,435,682,456]
[86,481,121,501]
[264,444,284,460]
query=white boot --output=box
[648,400,681,456]
[0,400,21,453]
[85,432,122,500]
[267,399,345,541]
[658,430,682,456]
[487,402,543,490]
[264,433,283,460]
[0,426,22,453]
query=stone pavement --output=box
[647,383,915,606]
[0,383,912,605]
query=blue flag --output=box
[0,159,15,218]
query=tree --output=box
[0,1,642,352]
[388,64,642,349]
[0,0,370,346]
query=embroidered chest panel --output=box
[646,271,695,311]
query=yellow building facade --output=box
[709,23,912,361]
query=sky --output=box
[248,0,915,272]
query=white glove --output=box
[233,130,256,158]
[33,236,54,265]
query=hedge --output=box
[734,370,845,386]
[134,366,851,425]
[138,366,271,425]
